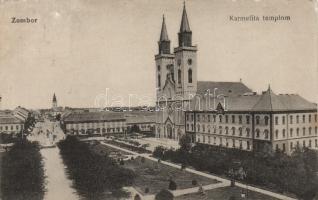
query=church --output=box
[154,4,318,154]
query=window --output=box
[186,124,189,130]
[315,114,317,122]
[188,59,192,65]
[247,141,250,150]
[290,116,293,124]
[232,139,235,148]
[203,135,205,143]
[315,139,318,147]
[219,115,222,123]
[276,144,279,151]
[265,116,269,126]
[157,65,160,71]
[256,116,260,125]
[208,136,211,144]
[232,127,235,135]
[290,142,293,149]
[296,115,299,123]
[309,127,312,135]
[283,129,286,138]
[282,116,285,125]
[309,140,312,147]
[208,115,211,122]
[275,130,278,139]
[297,141,300,147]
[275,116,278,125]
[225,115,229,123]
[239,127,242,136]
[239,115,242,124]
[239,140,242,149]
[225,127,229,134]
[178,69,181,84]
[197,114,200,122]
[191,124,194,131]
[158,75,161,87]
[246,116,250,124]
[202,125,205,132]
[213,115,216,122]
[188,69,192,83]
[219,126,222,134]
[303,127,306,136]
[303,140,306,147]
[303,115,305,123]
[309,115,312,123]
[246,128,250,137]
[232,115,235,123]
[283,143,286,152]
[197,125,200,132]
[296,128,299,136]
[264,130,269,139]
[315,127,317,135]
[290,128,293,137]
[256,129,260,138]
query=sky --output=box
[0,0,317,109]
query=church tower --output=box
[174,3,197,99]
[52,93,57,109]
[155,15,175,99]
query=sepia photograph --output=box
[0,0,318,199]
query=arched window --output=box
[225,126,229,134]
[246,128,250,137]
[178,69,181,84]
[188,69,192,83]
[239,127,242,136]
[256,116,260,125]
[232,127,235,135]
[256,129,260,138]
[158,74,161,87]
[264,116,269,126]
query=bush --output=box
[134,194,141,200]
[120,159,124,165]
[155,189,174,200]
[168,180,177,190]
[145,187,149,193]
[1,140,45,200]
[153,146,166,159]
[192,179,198,186]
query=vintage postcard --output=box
[0,0,317,200]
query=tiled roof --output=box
[196,81,252,97]
[190,86,317,112]
[64,112,125,123]
[0,115,24,124]
[125,112,156,124]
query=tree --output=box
[155,189,173,200]
[153,146,166,159]
[179,134,192,152]
[168,180,177,190]
[134,194,141,200]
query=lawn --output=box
[175,186,279,200]
[123,157,218,195]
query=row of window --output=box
[68,127,124,134]
[67,122,125,129]
[275,114,317,125]
[186,113,318,126]
[275,126,318,139]
[277,139,318,151]
[189,124,254,138]
[196,134,251,150]
[0,125,23,131]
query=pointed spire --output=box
[53,93,56,102]
[180,1,191,32]
[159,15,169,41]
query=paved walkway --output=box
[101,141,297,200]
[41,147,80,200]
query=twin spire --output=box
[159,2,191,43]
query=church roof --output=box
[196,81,252,97]
[159,15,169,41]
[180,3,191,32]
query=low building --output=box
[13,106,30,121]
[186,86,318,154]
[126,112,156,134]
[0,115,24,135]
[62,112,126,135]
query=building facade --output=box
[63,112,127,135]
[0,115,24,135]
